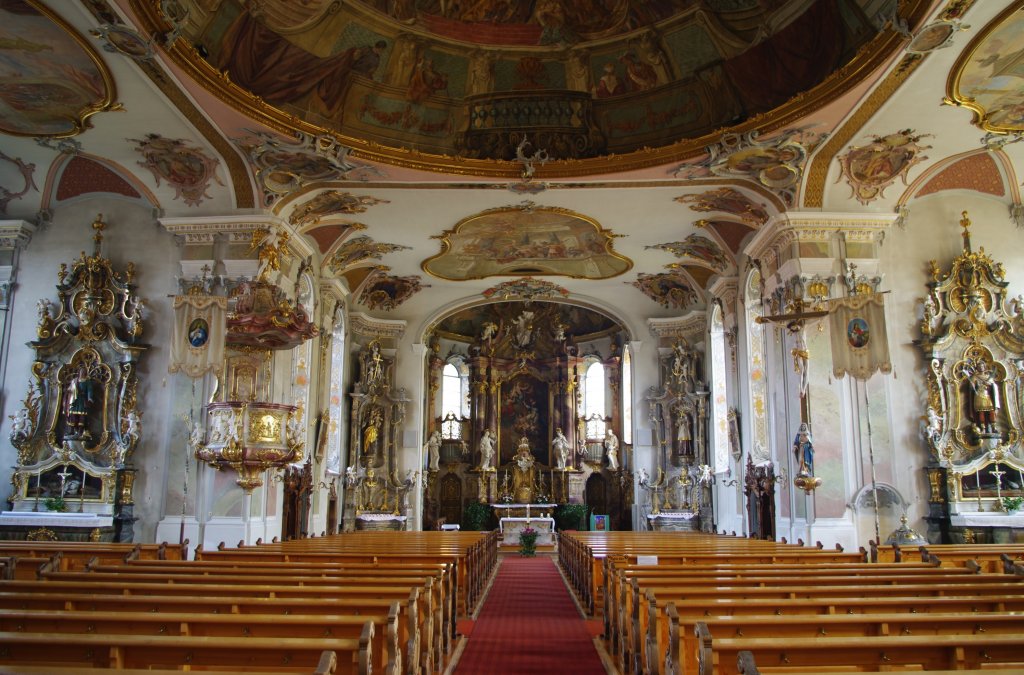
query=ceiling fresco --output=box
[0,0,119,137]
[155,0,917,170]
[422,202,631,280]
[950,2,1024,133]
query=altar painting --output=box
[499,376,549,467]
[951,4,1024,133]
[423,205,631,280]
[0,0,116,136]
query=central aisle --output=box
[453,555,606,675]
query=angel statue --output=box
[604,429,620,470]
[924,406,942,448]
[9,408,30,443]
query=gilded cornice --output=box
[349,311,406,340]
[128,0,932,178]
[0,220,36,250]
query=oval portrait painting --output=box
[188,318,209,348]
[847,317,870,349]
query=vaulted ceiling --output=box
[0,0,1021,326]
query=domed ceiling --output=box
[152,0,908,174]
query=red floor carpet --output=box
[453,556,606,675]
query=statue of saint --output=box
[792,423,814,477]
[967,360,999,434]
[512,310,535,348]
[367,342,384,384]
[675,406,691,454]
[363,408,383,454]
[426,430,441,471]
[604,429,619,470]
[478,428,495,470]
[65,365,95,437]
[552,427,570,470]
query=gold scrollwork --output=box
[26,528,58,541]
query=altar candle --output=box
[33,470,40,511]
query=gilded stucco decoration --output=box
[423,202,631,281]
[328,235,412,273]
[0,0,120,137]
[672,129,824,206]
[481,277,570,302]
[646,234,732,273]
[289,191,391,227]
[948,2,1024,135]
[130,134,222,207]
[836,130,931,205]
[675,187,770,227]
[0,150,37,214]
[236,131,384,205]
[358,270,429,311]
[631,272,700,309]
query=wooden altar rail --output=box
[0,588,427,674]
[617,574,1024,675]
[0,576,437,675]
[692,623,1024,674]
[663,609,1024,675]
[0,630,370,674]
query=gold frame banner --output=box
[829,293,892,380]
[169,295,227,378]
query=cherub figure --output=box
[9,408,30,443]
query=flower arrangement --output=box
[519,526,538,557]
[1002,495,1023,513]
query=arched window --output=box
[583,360,606,438]
[325,311,345,476]
[622,347,633,445]
[745,269,770,464]
[441,358,469,419]
[710,304,729,473]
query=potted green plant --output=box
[519,526,538,557]
[463,501,491,531]
[1001,495,1023,513]
[555,503,588,531]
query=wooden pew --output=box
[665,605,1024,675]
[0,628,372,674]
[0,541,187,569]
[0,648,337,673]
[693,621,1024,674]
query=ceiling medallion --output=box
[289,190,390,228]
[481,277,570,303]
[0,150,37,214]
[358,270,429,311]
[675,187,770,227]
[646,234,732,273]
[130,134,222,207]
[329,235,411,274]
[423,202,631,281]
[836,129,931,205]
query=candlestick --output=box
[79,467,86,512]
[33,470,40,512]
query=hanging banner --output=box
[169,295,226,378]
[829,293,892,380]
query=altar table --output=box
[499,517,555,546]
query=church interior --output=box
[2,0,1024,672]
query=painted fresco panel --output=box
[499,376,550,467]
[663,23,720,79]
[955,6,1024,132]
[0,0,115,136]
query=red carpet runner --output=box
[454,556,606,675]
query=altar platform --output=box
[499,516,555,547]
[492,503,556,519]
[0,511,115,542]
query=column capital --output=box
[0,219,35,251]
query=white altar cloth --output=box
[499,516,555,546]
[0,511,113,528]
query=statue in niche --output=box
[426,429,441,471]
[552,427,570,470]
[367,341,384,384]
[674,406,691,455]
[671,342,690,386]
[363,407,383,456]
[512,436,536,503]
[65,364,97,439]
[512,310,535,348]
[604,429,619,470]
[966,360,999,434]
[793,422,814,477]
[478,428,495,470]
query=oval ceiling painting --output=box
[423,204,632,281]
[951,3,1024,134]
[0,0,118,137]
